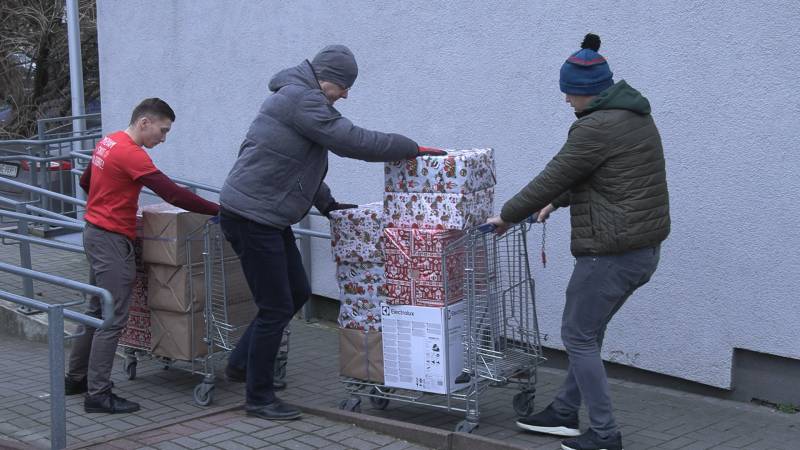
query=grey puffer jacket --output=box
[220,61,418,228]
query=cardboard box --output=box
[383,228,465,307]
[384,148,496,194]
[383,187,494,230]
[329,203,384,264]
[381,301,468,394]
[150,300,256,360]
[337,263,387,331]
[147,258,252,313]
[150,309,207,360]
[141,203,217,266]
[339,327,384,383]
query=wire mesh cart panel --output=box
[340,221,544,432]
[119,221,290,406]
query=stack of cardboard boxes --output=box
[119,203,255,361]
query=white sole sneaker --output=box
[561,445,623,450]
[516,420,580,437]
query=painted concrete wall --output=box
[96,0,800,389]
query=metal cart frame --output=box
[339,221,544,432]
[119,221,290,406]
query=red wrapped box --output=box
[383,228,465,307]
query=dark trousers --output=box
[220,210,310,406]
[67,223,136,396]
[552,245,661,437]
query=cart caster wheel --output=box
[455,420,478,433]
[124,359,137,380]
[513,390,536,417]
[193,383,214,406]
[368,387,390,410]
[338,396,362,413]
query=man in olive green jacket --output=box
[488,34,669,450]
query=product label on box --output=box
[381,302,467,394]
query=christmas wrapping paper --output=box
[384,148,496,194]
[383,228,465,307]
[329,203,384,264]
[336,262,387,331]
[383,187,494,230]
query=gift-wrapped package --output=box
[336,262,386,331]
[383,228,465,307]
[383,187,494,230]
[329,203,384,264]
[384,148,495,194]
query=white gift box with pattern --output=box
[329,202,384,264]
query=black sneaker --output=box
[84,391,140,414]
[561,429,623,450]
[516,403,580,437]
[226,365,287,390]
[64,377,87,395]
[245,398,301,421]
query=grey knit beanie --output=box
[311,45,358,89]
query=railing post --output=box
[298,215,314,322]
[15,203,37,314]
[48,304,67,450]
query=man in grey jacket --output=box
[219,45,444,421]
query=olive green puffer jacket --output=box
[501,80,670,256]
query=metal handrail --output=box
[0,262,112,324]
[0,261,111,450]
[0,230,84,253]
[0,210,85,230]
[36,112,100,126]
[0,133,102,147]
[0,154,75,163]
[0,177,86,207]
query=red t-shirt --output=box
[84,131,158,240]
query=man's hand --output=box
[323,202,358,218]
[532,204,556,223]
[485,216,512,235]
[417,146,447,157]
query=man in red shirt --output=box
[65,98,219,414]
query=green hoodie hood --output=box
[584,79,651,115]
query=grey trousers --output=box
[552,245,661,437]
[67,223,136,396]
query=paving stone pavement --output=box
[1,240,800,449]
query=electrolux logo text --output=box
[382,306,414,317]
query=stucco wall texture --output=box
[96,1,800,389]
